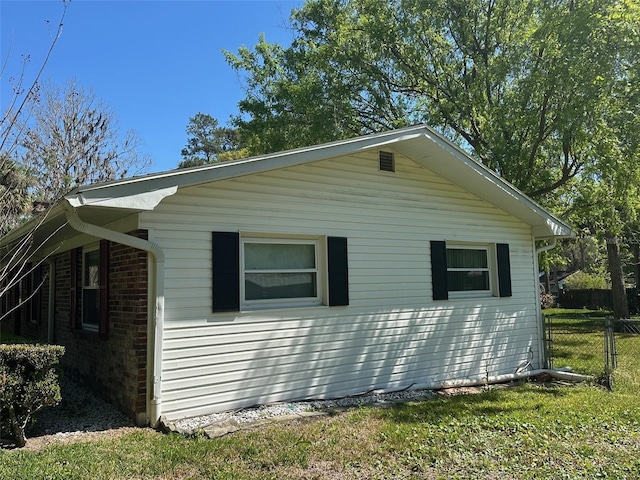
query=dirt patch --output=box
[18,426,143,452]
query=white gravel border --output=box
[170,387,437,435]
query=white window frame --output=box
[446,244,495,299]
[240,236,323,310]
[82,244,100,331]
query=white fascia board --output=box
[61,124,571,238]
[69,127,428,196]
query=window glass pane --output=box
[446,248,487,269]
[82,289,99,325]
[84,250,100,287]
[245,272,317,300]
[245,243,315,270]
[448,271,490,291]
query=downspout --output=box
[64,204,165,427]
[405,368,592,393]
[536,237,557,256]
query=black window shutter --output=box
[212,232,240,312]
[99,240,110,339]
[327,236,349,306]
[431,240,448,300]
[497,243,512,297]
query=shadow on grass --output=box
[377,384,570,425]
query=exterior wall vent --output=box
[379,151,395,172]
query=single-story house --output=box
[0,125,572,426]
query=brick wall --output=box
[0,264,50,341]
[52,230,149,424]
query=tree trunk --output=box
[633,243,640,291]
[8,405,27,448]
[606,235,629,320]
[544,268,551,294]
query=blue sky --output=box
[1,0,303,173]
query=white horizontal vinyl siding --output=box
[140,150,541,420]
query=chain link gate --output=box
[610,318,640,391]
[543,314,617,389]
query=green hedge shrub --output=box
[0,344,65,447]
[563,270,609,290]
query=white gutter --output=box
[64,204,165,427]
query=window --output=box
[82,246,100,330]
[70,240,110,337]
[242,238,320,308]
[212,232,349,312]
[446,246,491,297]
[431,241,512,300]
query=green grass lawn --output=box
[2,309,639,479]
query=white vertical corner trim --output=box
[534,237,557,368]
[63,203,165,427]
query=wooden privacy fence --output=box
[557,288,639,313]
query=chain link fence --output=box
[543,314,610,382]
[543,314,640,390]
[610,318,640,392]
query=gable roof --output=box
[2,124,572,249]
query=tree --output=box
[178,113,246,168]
[226,0,621,193]
[18,79,150,205]
[0,155,34,235]
[568,64,640,318]
[227,0,640,317]
[1,1,68,324]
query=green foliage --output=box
[0,154,36,235]
[178,113,243,168]
[0,344,65,447]
[563,270,609,290]
[226,0,639,197]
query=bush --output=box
[563,271,609,290]
[541,292,556,309]
[0,344,65,447]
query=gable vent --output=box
[379,151,395,172]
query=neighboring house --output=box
[539,270,576,295]
[0,125,572,426]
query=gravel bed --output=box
[24,375,136,441]
[172,387,437,434]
